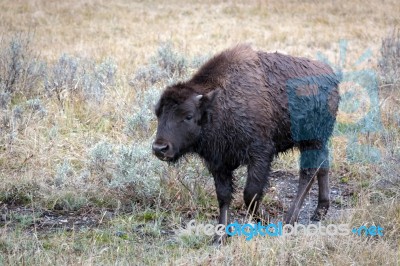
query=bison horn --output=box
[195,95,203,101]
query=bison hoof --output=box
[212,234,227,246]
[284,213,299,225]
[311,207,328,221]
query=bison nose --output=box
[152,142,170,155]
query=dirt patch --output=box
[224,170,356,225]
[0,205,115,232]
[269,170,355,224]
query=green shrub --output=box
[86,140,166,203]
[124,86,161,135]
[45,54,117,103]
[379,28,400,87]
[0,34,46,97]
[129,42,194,91]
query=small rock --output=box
[103,211,113,220]
[115,231,127,238]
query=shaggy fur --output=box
[152,44,340,239]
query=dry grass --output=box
[0,0,399,265]
[1,0,399,66]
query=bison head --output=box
[152,85,217,162]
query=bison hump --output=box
[190,44,260,91]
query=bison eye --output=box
[185,115,193,121]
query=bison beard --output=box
[152,44,340,243]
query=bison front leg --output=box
[213,171,234,245]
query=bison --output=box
[152,45,340,240]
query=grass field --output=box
[0,0,399,265]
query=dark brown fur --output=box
[152,45,340,242]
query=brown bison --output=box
[152,45,340,238]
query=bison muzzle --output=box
[152,44,340,242]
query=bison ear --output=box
[195,89,219,108]
[195,90,219,126]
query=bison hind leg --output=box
[243,155,273,221]
[311,167,330,221]
[285,142,330,224]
